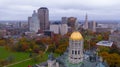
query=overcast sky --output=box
[0,0,120,21]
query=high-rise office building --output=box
[50,24,60,34]
[38,7,49,31]
[28,17,32,31]
[29,10,40,32]
[60,24,68,35]
[92,21,97,32]
[88,21,97,32]
[50,24,68,35]
[62,17,67,24]
[67,17,77,28]
[61,17,68,35]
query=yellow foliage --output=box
[100,52,120,67]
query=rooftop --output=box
[96,41,113,47]
[40,7,48,9]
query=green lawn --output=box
[0,46,60,67]
[9,53,49,67]
[9,52,60,67]
[0,46,29,61]
[9,59,39,67]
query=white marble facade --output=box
[68,39,84,64]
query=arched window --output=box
[75,51,77,55]
[72,50,74,54]
[78,50,80,54]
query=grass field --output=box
[9,52,60,67]
[0,46,29,61]
[0,46,60,67]
[9,53,48,67]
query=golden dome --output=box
[70,31,83,40]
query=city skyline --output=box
[0,0,120,20]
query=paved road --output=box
[3,58,32,67]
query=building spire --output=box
[85,13,88,20]
[84,13,88,30]
[75,20,79,31]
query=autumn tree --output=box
[0,39,6,46]
[100,52,120,67]
[98,46,110,53]
[96,34,103,41]
[55,43,68,54]
[47,44,56,52]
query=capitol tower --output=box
[68,31,84,64]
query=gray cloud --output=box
[0,0,120,20]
